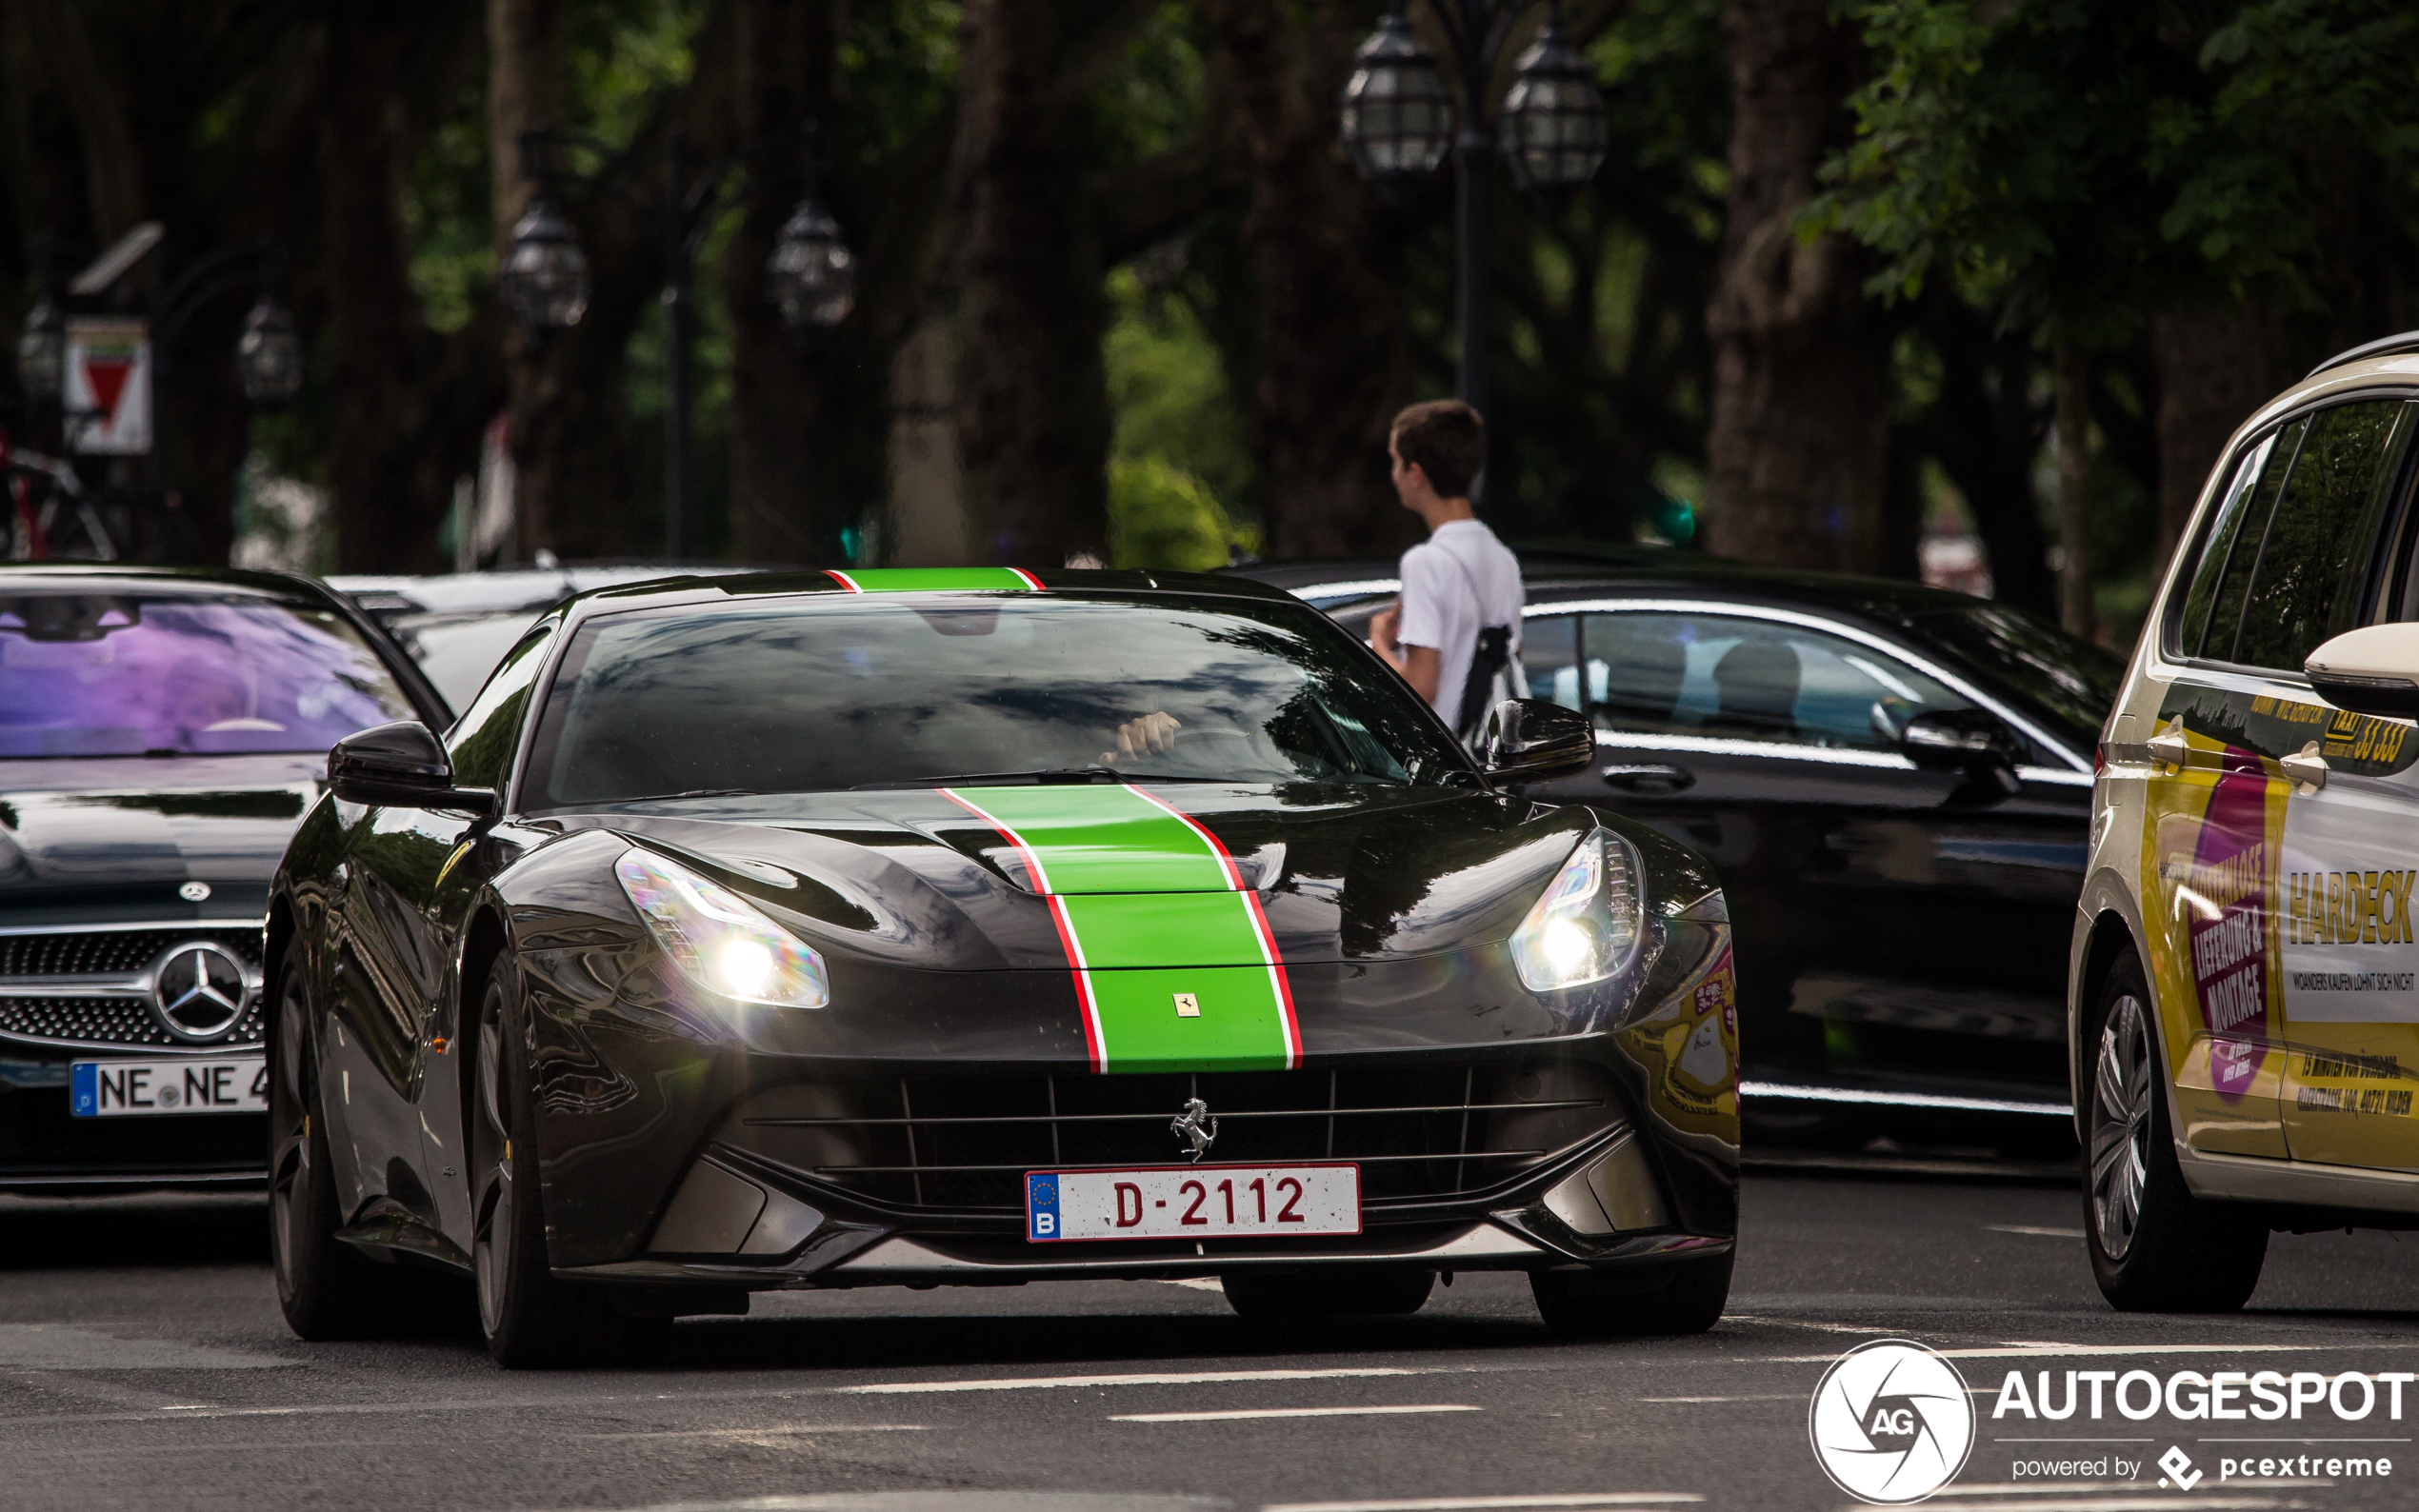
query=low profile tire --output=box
[269,959,389,1340]
[1222,1266,1435,1320]
[1529,1252,1732,1339]
[2085,949,2267,1312]
[470,964,667,1367]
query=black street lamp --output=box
[1338,2,1608,424]
[148,241,303,498]
[503,121,853,561]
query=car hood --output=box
[531,782,1670,971]
[0,754,322,925]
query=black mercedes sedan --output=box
[268,567,1739,1365]
[0,566,447,1193]
[1239,558,2124,1151]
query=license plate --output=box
[1025,1163,1361,1242]
[70,1057,268,1118]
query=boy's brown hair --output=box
[1389,399,1487,501]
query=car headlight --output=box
[614,846,830,1009]
[1509,828,1643,992]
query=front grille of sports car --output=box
[736,1062,1617,1214]
[0,926,266,1050]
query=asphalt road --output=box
[5,1171,2417,1512]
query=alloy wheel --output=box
[2089,992,2154,1261]
[470,979,516,1337]
[268,970,314,1295]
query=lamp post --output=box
[500,121,855,562]
[147,241,303,498]
[1337,3,1609,424]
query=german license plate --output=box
[1025,1163,1360,1242]
[70,1057,268,1117]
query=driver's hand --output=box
[1103,710,1181,766]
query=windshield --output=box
[523,594,1470,807]
[0,590,418,758]
[1917,604,2125,737]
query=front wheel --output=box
[269,959,388,1340]
[1529,1252,1731,1338]
[2084,949,2267,1312]
[470,963,665,1367]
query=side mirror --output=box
[329,721,497,815]
[1901,708,2022,795]
[2306,624,2419,718]
[1478,699,1595,781]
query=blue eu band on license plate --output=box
[70,1057,269,1117]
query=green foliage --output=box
[1108,455,1256,571]
[1104,267,1253,513]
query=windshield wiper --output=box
[852,766,1231,791]
[627,787,759,801]
[853,766,1125,790]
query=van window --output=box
[2233,400,2413,670]
[2173,432,2276,658]
[2195,419,2304,663]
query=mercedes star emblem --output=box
[150,942,250,1043]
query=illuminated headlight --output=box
[614,847,830,1009]
[1509,829,1643,992]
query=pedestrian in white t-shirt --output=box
[1367,400,1524,741]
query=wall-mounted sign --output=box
[64,317,151,456]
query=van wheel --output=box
[2085,949,2267,1312]
[1529,1251,1731,1338]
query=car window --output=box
[1525,610,1976,753]
[2233,400,2414,670]
[2173,431,2277,658]
[1916,604,2122,739]
[445,625,556,791]
[0,589,416,758]
[522,594,1471,807]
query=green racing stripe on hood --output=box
[826,567,1042,592]
[939,783,1300,1072]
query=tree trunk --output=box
[320,9,474,575]
[2150,305,2317,566]
[1701,0,1891,574]
[1200,0,1416,561]
[1924,298,2055,617]
[2052,339,2095,642]
[721,0,858,566]
[950,0,1113,567]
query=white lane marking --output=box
[575,1423,928,1441]
[1724,1313,1884,1335]
[1985,1224,2088,1238]
[1762,1343,2365,1363]
[1739,1080,2070,1117]
[837,1366,1441,1395]
[1264,1497,1705,1512]
[1639,1394,1804,1403]
[1887,1501,2289,1511]
[1117,1403,1480,1422]
[1153,1278,1228,1293]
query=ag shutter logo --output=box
[1809,1339,1977,1504]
